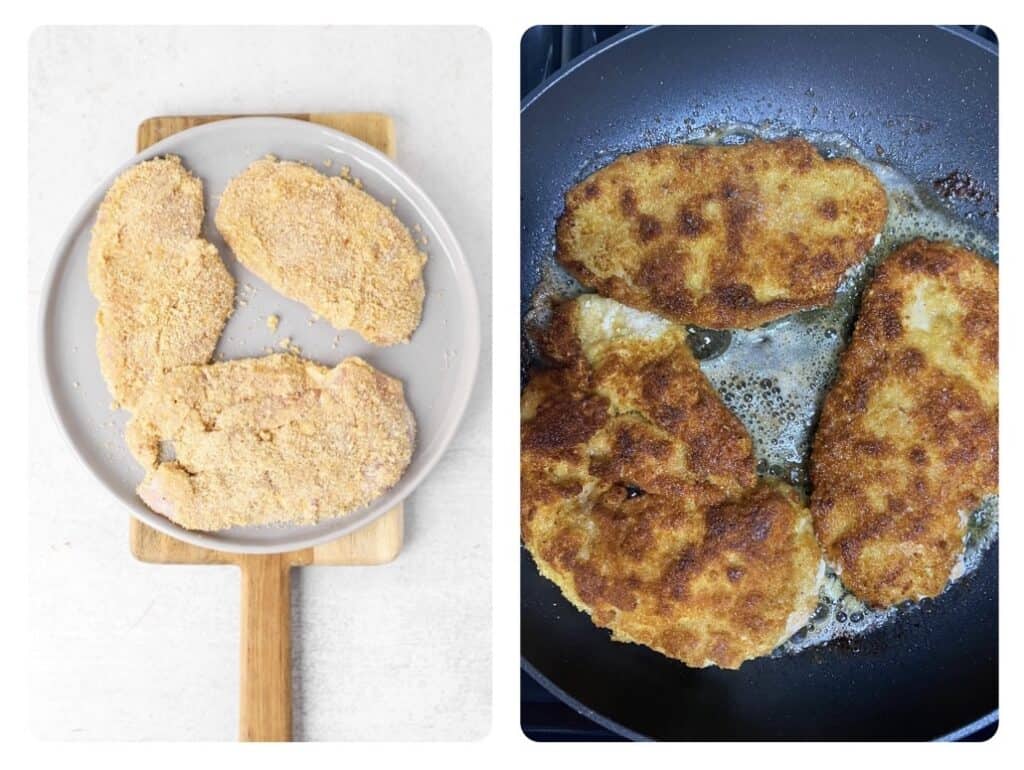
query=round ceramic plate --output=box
[40,116,480,553]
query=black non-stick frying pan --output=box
[520,25,998,740]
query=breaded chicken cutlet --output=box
[810,240,998,607]
[215,157,426,346]
[87,156,235,410]
[521,295,824,669]
[556,138,887,329]
[126,353,415,531]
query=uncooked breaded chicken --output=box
[810,240,998,607]
[126,354,415,531]
[215,157,426,346]
[87,156,235,410]
[521,295,824,669]
[556,138,887,329]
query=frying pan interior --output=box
[520,25,997,739]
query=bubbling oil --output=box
[524,123,999,656]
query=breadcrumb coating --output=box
[556,138,887,329]
[521,295,823,668]
[126,353,415,531]
[811,240,998,607]
[215,157,426,346]
[87,156,234,410]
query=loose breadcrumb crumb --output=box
[276,336,302,354]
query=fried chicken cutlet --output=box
[126,353,415,531]
[87,156,235,410]
[521,295,824,668]
[810,240,998,607]
[556,138,887,329]
[215,158,426,346]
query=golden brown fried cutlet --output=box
[215,157,426,346]
[87,156,235,410]
[126,353,415,531]
[556,138,887,329]
[810,240,998,607]
[521,295,824,668]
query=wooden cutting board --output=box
[131,112,404,741]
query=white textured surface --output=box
[28,26,491,741]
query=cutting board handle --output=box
[239,554,293,741]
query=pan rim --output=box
[520,24,998,113]
[521,657,999,742]
[521,659,649,742]
[520,23,998,742]
[38,115,481,555]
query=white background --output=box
[4,0,1023,766]
[27,26,491,741]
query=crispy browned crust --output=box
[521,295,823,668]
[555,138,888,329]
[522,296,756,510]
[810,240,998,607]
